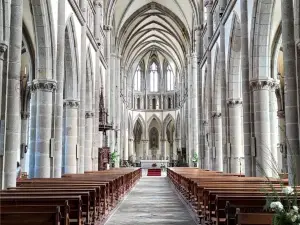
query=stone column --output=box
[124,128,129,161]
[20,112,30,172]
[79,0,88,173]
[277,110,287,173]
[220,22,228,173]
[250,80,272,177]
[143,140,149,159]
[227,99,243,173]
[33,79,57,178]
[94,0,102,41]
[191,53,199,166]
[63,99,79,174]
[213,112,223,171]
[110,54,116,164]
[161,139,167,160]
[85,111,94,171]
[270,81,279,176]
[281,0,300,185]
[0,42,8,118]
[54,0,65,178]
[205,0,213,39]
[187,57,193,166]
[240,0,252,177]
[4,0,23,188]
[203,121,210,169]
[128,138,134,160]
[28,89,37,178]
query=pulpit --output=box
[98,147,110,170]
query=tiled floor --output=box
[105,177,196,225]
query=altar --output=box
[140,160,169,169]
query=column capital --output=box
[250,79,274,91]
[31,79,57,92]
[212,112,222,118]
[0,41,8,59]
[21,111,30,120]
[103,25,112,31]
[85,111,94,118]
[93,0,102,7]
[160,139,167,142]
[227,98,243,107]
[141,139,149,143]
[64,99,80,108]
[204,0,214,7]
[270,79,280,90]
[277,110,285,119]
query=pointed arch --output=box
[163,113,175,139]
[227,13,242,99]
[147,114,162,130]
[64,16,79,99]
[133,114,146,139]
[31,0,55,79]
[86,47,94,111]
[213,45,221,112]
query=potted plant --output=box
[110,151,119,168]
[192,152,198,167]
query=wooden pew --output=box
[236,212,273,225]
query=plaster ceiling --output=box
[106,0,200,73]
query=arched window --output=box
[167,65,174,91]
[150,62,158,92]
[134,66,141,91]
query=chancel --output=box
[1,0,300,224]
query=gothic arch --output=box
[213,45,221,113]
[133,116,144,143]
[64,16,79,100]
[31,0,55,79]
[133,114,146,139]
[163,113,175,139]
[250,0,276,79]
[147,114,162,132]
[227,13,242,99]
[86,48,94,111]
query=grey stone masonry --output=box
[251,80,273,177]
[227,98,243,173]
[79,0,87,174]
[4,0,23,188]
[85,111,94,171]
[281,0,300,185]
[63,100,79,174]
[212,112,222,171]
[33,79,57,178]
[54,0,65,178]
[240,0,252,177]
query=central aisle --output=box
[105,177,196,225]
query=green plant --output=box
[256,126,300,225]
[192,152,198,163]
[110,151,119,163]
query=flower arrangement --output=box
[192,152,198,163]
[267,186,299,225]
[152,163,157,167]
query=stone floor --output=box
[105,177,196,225]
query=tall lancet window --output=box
[134,66,141,91]
[167,65,174,91]
[150,62,158,92]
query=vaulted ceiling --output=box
[105,0,200,74]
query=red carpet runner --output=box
[147,168,161,176]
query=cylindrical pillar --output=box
[213,112,223,171]
[251,80,272,177]
[33,80,57,178]
[220,21,228,172]
[94,0,102,40]
[54,0,65,178]
[63,100,79,174]
[203,121,210,169]
[20,112,29,172]
[281,0,300,185]
[143,140,149,159]
[84,111,94,171]
[227,99,243,173]
[28,89,37,178]
[79,0,87,174]
[4,0,23,188]
[240,0,252,177]
[270,82,279,176]
[277,110,287,173]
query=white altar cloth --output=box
[140,160,169,169]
